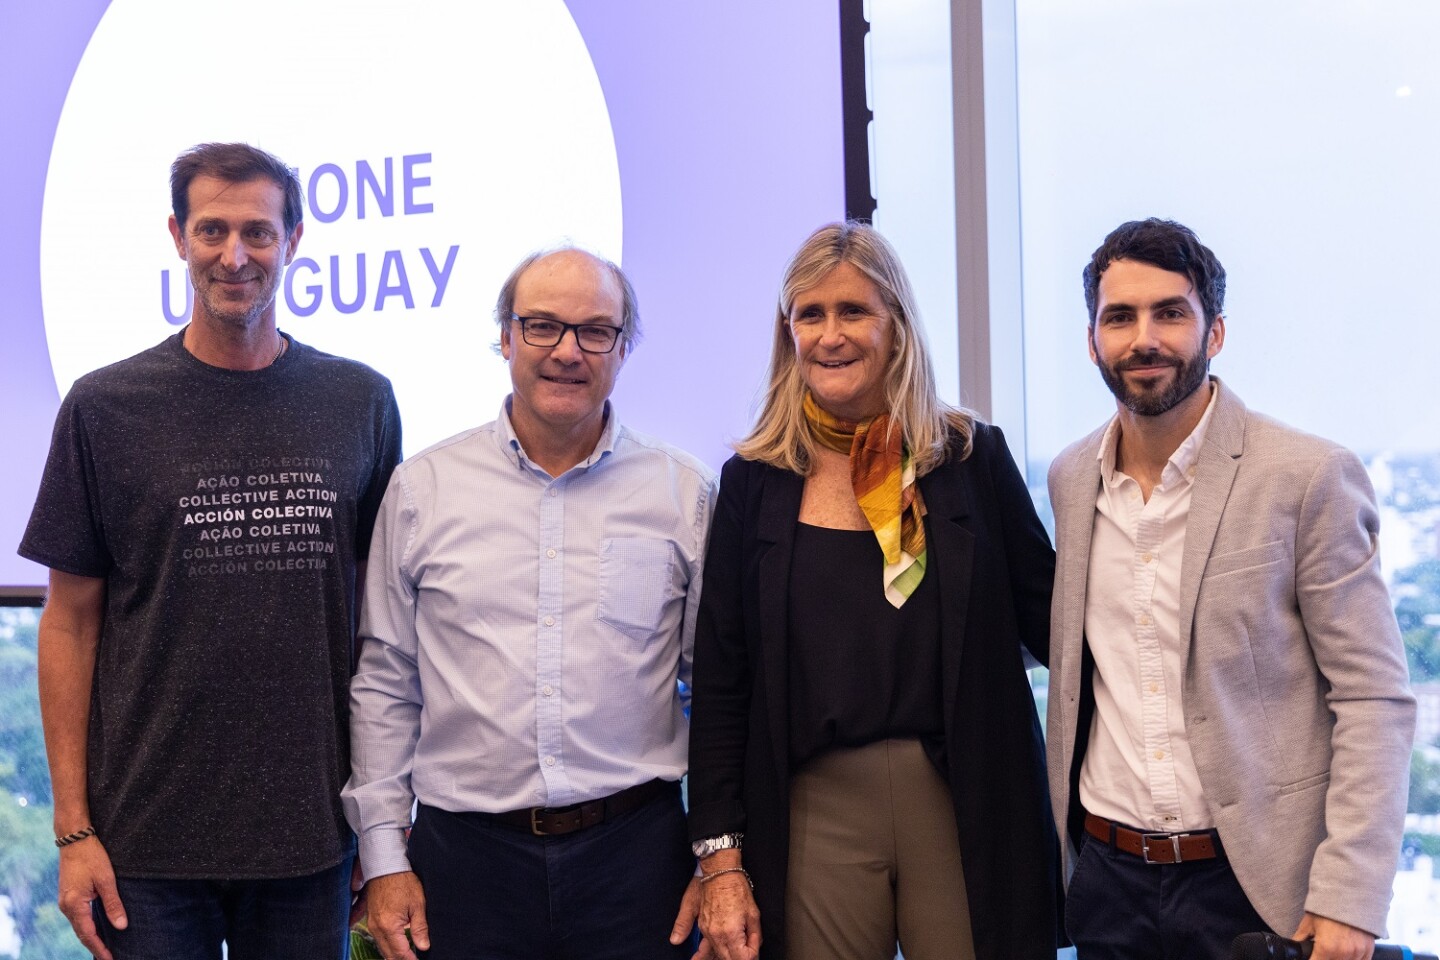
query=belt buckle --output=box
[530,808,549,836]
[1141,832,1183,864]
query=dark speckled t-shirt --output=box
[20,332,401,879]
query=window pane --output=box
[0,605,89,959]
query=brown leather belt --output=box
[1084,813,1219,864]
[484,778,673,837]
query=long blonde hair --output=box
[735,221,973,474]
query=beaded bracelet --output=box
[699,866,753,889]
[55,826,96,848]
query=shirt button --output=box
[1148,682,1159,694]
[544,616,555,627]
[546,548,557,559]
[1137,614,1151,626]
[544,756,556,766]
[549,489,558,498]
[542,685,554,696]
[1154,750,1165,760]
[1142,553,1154,563]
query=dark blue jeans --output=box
[94,856,352,960]
[409,785,696,960]
[1066,831,1272,960]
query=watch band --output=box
[692,832,744,859]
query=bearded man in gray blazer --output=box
[1046,218,1415,960]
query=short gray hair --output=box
[492,246,641,352]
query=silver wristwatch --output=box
[692,832,744,859]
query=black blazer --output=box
[688,422,1061,960]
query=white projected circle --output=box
[40,0,623,454]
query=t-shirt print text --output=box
[177,456,339,577]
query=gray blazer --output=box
[1046,377,1415,937]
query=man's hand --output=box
[38,571,111,958]
[365,871,431,960]
[696,856,761,960]
[57,837,125,960]
[349,859,367,927]
[1292,912,1376,960]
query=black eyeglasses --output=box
[510,315,623,354]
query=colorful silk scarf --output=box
[802,392,927,607]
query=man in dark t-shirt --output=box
[20,143,402,960]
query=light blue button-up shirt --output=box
[342,401,717,879]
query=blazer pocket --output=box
[597,537,678,644]
[1202,540,1287,580]
[1276,770,1330,797]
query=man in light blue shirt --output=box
[343,247,717,960]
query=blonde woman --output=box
[687,222,1060,960]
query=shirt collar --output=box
[1097,381,1218,489]
[497,396,621,473]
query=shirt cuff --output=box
[357,826,413,881]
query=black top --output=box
[786,522,943,769]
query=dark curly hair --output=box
[1083,218,1226,329]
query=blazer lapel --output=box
[756,466,803,789]
[1048,422,1107,828]
[1056,430,1105,690]
[1178,379,1246,652]
[919,465,974,718]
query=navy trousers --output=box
[95,856,352,960]
[409,784,696,960]
[1065,830,1272,960]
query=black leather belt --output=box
[483,778,673,836]
[1085,812,1219,864]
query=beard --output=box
[1097,342,1211,417]
[190,263,281,330]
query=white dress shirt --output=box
[342,400,717,879]
[1080,388,1217,832]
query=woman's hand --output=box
[696,852,762,960]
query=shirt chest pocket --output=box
[597,537,680,643]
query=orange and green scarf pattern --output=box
[803,393,927,607]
